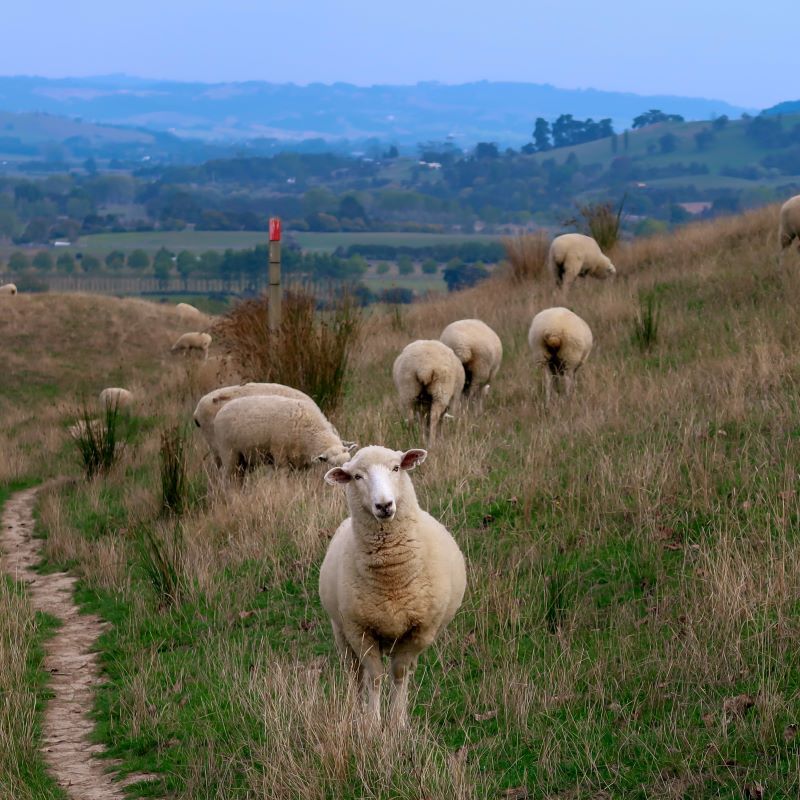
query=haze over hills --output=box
[0,75,754,146]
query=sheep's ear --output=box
[324,467,352,485]
[346,442,358,452]
[212,394,231,405]
[400,449,427,471]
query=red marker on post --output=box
[268,217,281,330]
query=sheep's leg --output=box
[388,650,419,728]
[352,634,383,725]
[428,400,446,445]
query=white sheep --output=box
[171,331,211,359]
[176,301,203,320]
[392,340,465,444]
[779,194,800,251]
[99,387,134,412]
[212,394,356,478]
[194,382,319,465]
[547,233,616,293]
[320,446,466,726]
[440,318,502,411]
[0,283,17,295]
[528,307,593,402]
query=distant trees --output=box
[632,109,685,129]
[474,142,500,160]
[529,115,614,151]
[694,128,715,151]
[105,250,125,270]
[659,133,679,154]
[421,258,438,275]
[8,252,29,271]
[443,260,489,292]
[56,252,76,273]
[127,249,150,270]
[397,254,414,275]
[32,251,53,272]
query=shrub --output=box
[421,259,439,275]
[214,287,362,414]
[70,402,128,479]
[632,291,661,351]
[573,196,626,252]
[135,521,184,608]
[503,232,549,283]
[159,425,189,516]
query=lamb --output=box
[547,233,616,294]
[171,331,211,359]
[392,340,465,444]
[194,382,318,465]
[99,387,134,412]
[320,445,466,726]
[439,319,502,411]
[0,283,17,295]
[779,194,800,251]
[528,307,593,402]
[212,394,356,478]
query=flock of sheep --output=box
[12,193,800,727]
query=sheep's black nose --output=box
[374,501,394,517]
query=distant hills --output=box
[0,75,753,146]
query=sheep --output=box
[528,307,593,402]
[176,301,203,320]
[547,233,616,294]
[194,382,319,465]
[392,340,465,444]
[439,319,502,411]
[0,283,17,295]
[99,387,134,412]
[212,394,356,478]
[171,331,211,359]
[320,445,466,726]
[779,194,800,251]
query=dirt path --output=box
[1,487,153,799]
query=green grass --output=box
[292,231,502,252]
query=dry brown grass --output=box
[502,231,550,284]
[4,204,800,796]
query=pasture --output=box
[1,205,800,798]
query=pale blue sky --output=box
[3,0,796,108]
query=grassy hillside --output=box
[3,206,800,796]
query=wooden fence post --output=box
[268,217,282,331]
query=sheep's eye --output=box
[354,474,363,480]
[392,465,400,472]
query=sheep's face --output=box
[324,445,427,521]
[313,442,357,467]
[600,256,616,279]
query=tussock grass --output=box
[5,204,800,796]
[572,196,626,251]
[502,231,550,283]
[214,288,363,414]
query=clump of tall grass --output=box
[502,231,550,283]
[135,521,185,608]
[159,425,188,516]
[632,291,661,350]
[70,402,128,479]
[214,288,362,414]
[570,196,626,252]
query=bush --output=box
[70,402,129,479]
[214,287,362,414]
[573,197,625,252]
[632,292,661,351]
[421,259,439,275]
[159,425,189,516]
[503,232,549,283]
[380,287,415,304]
[442,261,490,292]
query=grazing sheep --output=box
[392,340,465,444]
[213,394,356,478]
[779,194,800,251]
[320,446,466,726]
[171,331,211,359]
[547,233,616,293]
[528,307,593,402]
[440,319,502,411]
[194,382,319,465]
[176,301,203,319]
[99,387,134,412]
[0,283,17,295]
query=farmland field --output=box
[3,206,800,798]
